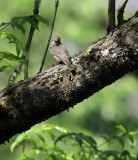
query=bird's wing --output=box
[50,45,71,66]
[60,44,70,57]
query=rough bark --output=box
[0,12,138,144]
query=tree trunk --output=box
[0,12,138,144]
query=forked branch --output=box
[117,0,129,25]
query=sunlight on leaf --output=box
[116,125,127,133]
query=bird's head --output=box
[51,36,61,47]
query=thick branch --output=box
[0,12,138,144]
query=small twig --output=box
[117,0,128,25]
[24,0,42,79]
[23,26,35,80]
[38,0,59,73]
[107,0,116,33]
[24,54,29,80]
[9,0,41,83]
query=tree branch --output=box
[117,0,128,25]
[107,0,116,32]
[9,0,41,83]
[0,12,138,144]
[38,0,59,73]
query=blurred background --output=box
[0,0,138,159]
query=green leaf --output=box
[10,133,27,152]
[78,133,97,149]
[0,51,22,61]
[11,135,37,152]
[0,22,10,30]
[49,145,65,154]
[104,150,119,157]
[25,138,37,148]
[20,17,27,26]
[116,136,124,148]
[46,130,56,140]
[0,18,25,34]
[54,133,76,145]
[34,15,48,24]
[16,44,21,56]
[0,22,8,27]
[22,16,39,30]
[0,65,11,72]
[121,150,130,157]
[100,136,109,142]
[11,22,25,34]
[17,155,34,160]
[16,42,24,56]
[11,142,18,152]
[75,135,83,146]
[11,17,21,23]
[0,31,10,39]
[36,133,45,143]
[128,134,134,144]
[137,154,138,160]
[0,31,24,56]
[116,125,127,133]
[54,125,68,133]
[127,133,135,147]
[22,141,28,153]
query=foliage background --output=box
[0,0,138,159]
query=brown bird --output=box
[49,36,72,68]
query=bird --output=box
[49,36,73,69]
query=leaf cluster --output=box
[10,124,138,160]
[0,14,48,77]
